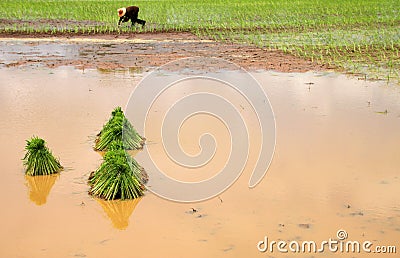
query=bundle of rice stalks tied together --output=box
[89,148,146,200]
[95,107,145,151]
[23,136,63,176]
[108,141,149,183]
[97,107,124,137]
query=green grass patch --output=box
[0,0,399,81]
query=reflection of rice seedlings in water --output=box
[88,147,146,200]
[25,174,58,205]
[95,107,145,151]
[96,198,142,230]
[23,136,63,176]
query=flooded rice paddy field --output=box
[0,38,400,257]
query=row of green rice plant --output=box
[23,136,63,176]
[1,0,398,33]
[95,107,145,151]
[208,25,399,82]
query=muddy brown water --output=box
[0,65,400,258]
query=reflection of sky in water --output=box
[0,40,80,62]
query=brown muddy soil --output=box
[0,32,328,72]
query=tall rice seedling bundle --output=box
[95,107,145,151]
[89,148,146,200]
[23,136,63,176]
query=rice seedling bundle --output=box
[109,140,149,183]
[89,148,145,200]
[23,136,63,176]
[95,107,145,151]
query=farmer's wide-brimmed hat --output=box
[117,7,126,17]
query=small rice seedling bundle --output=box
[89,148,145,200]
[23,136,63,176]
[95,107,145,151]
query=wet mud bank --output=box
[0,33,328,72]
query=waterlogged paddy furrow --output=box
[0,65,400,257]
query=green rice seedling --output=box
[23,136,63,176]
[95,107,145,151]
[108,140,148,183]
[89,148,145,200]
[97,106,124,137]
